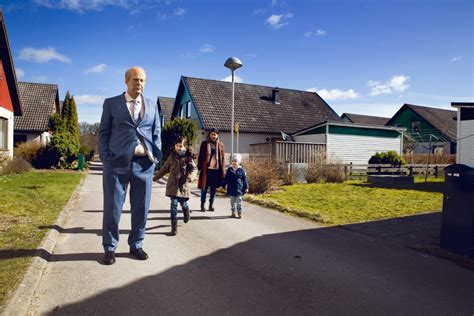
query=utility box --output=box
[440,164,474,257]
[77,153,85,171]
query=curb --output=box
[2,174,86,316]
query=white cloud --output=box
[368,75,410,96]
[18,47,71,63]
[34,0,141,12]
[221,75,243,83]
[271,0,279,6]
[84,64,107,74]
[451,56,462,62]
[266,12,292,29]
[308,88,360,100]
[315,29,326,36]
[199,44,214,54]
[305,28,327,38]
[15,68,25,79]
[253,8,266,15]
[174,7,186,16]
[75,95,105,105]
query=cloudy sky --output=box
[1,0,472,122]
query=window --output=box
[0,118,7,150]
[412,121,420,133]
[186,101,191,118]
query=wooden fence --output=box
[345,163,450,178]
[249,141,326,163]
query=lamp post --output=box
[224,57,243,158]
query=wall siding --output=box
[327,133,401,164]
[458,120,474,165]
[0,106,13,158]
[294,134,326,143]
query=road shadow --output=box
[45,224,474,315]
[349,181,445,193]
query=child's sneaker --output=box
[237,212,242,219]
[231,210,236,218]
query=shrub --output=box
[32,145,61,169]
[369,151,405,166]
[14,141,43,163]
[305,153,346,184]
[245,157,279,194]
[1,157,32,175]
[279,163,298,185]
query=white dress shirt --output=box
[125,92,153,160]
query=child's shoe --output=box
[237,211,242,219]
[230,210,236,218]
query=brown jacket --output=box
[153,151,197,198]
[197,140,225,189]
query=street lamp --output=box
[224,57,243,158]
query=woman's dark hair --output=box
[208,128,219,135]
[175,136,187,145]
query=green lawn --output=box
[245,177,444,226]
[0,170,83,308]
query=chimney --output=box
[272,87,280,104]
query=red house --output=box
[0,10,22,159]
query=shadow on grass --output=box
[349,181,445,193]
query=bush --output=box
[32,145,61,169]
[245,157,279,194]
[369,151,405,166]
[305,153,346,184]
[14,141,43,163]
[1,157,32,175]
[403,153,456,164]
[279,162,298,185]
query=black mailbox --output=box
[440,164,474,257]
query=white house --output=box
[452,102,474,166]
[293,121,405,164]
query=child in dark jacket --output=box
[153,136,197,235]
[223,154,249,219]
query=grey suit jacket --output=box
[99,93,162,167]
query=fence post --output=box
[409,166,413,176]
[377,165,381,174]
[435,165,438,178]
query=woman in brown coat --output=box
[197,128,225,212]
[153,136,197,235]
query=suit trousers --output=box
[102,156,155,251]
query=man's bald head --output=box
[125,66,147,99]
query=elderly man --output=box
[99,66,162,265]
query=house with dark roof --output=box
[386,103,457,154]
[14,82,60,146]
[171,76,341,157]
[451,102,474,166]
[157,96,174,127]
[0,10,22,159]
[341,113,389,126]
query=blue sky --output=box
[1,0,472,123]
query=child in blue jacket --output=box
[223,154,249,219]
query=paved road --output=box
[28,162,474,315]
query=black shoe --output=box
[171,219,177,235]
[200,203,206,212]
[103,251,115,265]
[208,203,215,212]
[183,207,190,223]
[129,248,149,260]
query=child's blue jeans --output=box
[170,197,189,221]
[229,195,243,212]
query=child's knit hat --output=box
[232,153,242,164]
